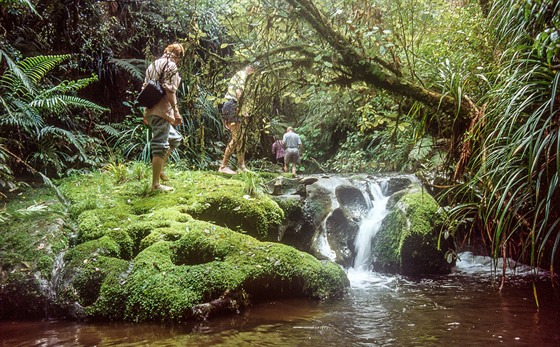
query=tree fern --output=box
[16,55,71,85]
[30,95,108,112]
[0,51,34,94]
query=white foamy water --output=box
[352,181,389,270]
[346,267,397,289]
[453,251,548,278]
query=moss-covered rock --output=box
[1,166,348,322]
[0,187,70,319]
[371,190,453,275]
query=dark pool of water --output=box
[2,260,560,346]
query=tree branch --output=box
[284,0,475,124]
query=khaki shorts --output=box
[285,148,300,164]
[149,116,182,158]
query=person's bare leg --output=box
[219,139,236,174]
[235,125,247,171]
[237,150,246,172]
[160,147,173,181]
[219,122,238,174]
[152,156,165,190]
[292,163,297,175]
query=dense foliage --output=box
[445,0,560,276]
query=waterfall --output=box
[352,181,389,270]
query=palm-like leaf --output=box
[0,50,108,184]
[447,0,560,274]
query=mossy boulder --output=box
[0,187,70,320]
[1,167,348,322]
[270,195,315,251]
[371,190,453,275]
[58,218,348,322]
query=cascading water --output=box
[352,180,390,271]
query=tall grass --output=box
[446,0,560,276]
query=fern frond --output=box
[38,126,87,157]
[95,124,123,137]
[42,75,100,95]
[0,50,35,93]
[17,54,70,84]
[109,58,147,82]
[1,100,45,132]
[30,95,109,112]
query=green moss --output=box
[400,192,445,237]
[64,236,121,266]
[3,165,348,323]
[372,209,406,270]
[68,197,99,219]
[77,210,104,242]
[0,186,70,319]
[187,194,283,240]
[71,256,129,307]
[372,191,450,275]
[106,229,134,260]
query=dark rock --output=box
[300,177,318,185]
[335,185,369,219]
[383,176,415,196]
[324,208,359,267]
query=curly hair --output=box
[164,43,184,59]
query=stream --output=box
[1,258,559,346]
[2,176,560,346]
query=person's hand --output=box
[173,114,182,126]
[143,115,148,125]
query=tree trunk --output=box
[285,0,475,129]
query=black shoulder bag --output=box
[136,59,169,108]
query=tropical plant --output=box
[0,49,108,188]
[444,0,560,280]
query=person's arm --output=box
[162,61,182,125]
[165,90,181,126]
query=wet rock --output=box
[335,185,368,219]
[383,176,415,196]
[299,176,318,185]
[371,191,453,275]
[271,195,314,252]
[386,184,421,210]
[267,176,303,196]
[303,183,333,226]
[324,208,359,267]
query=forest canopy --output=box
[1,0,559,273]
